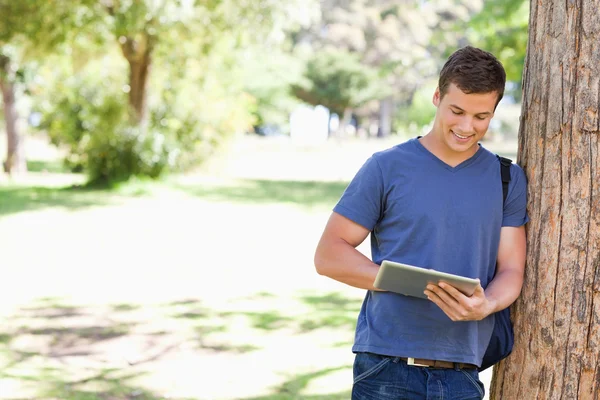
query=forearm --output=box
[484,268,524,313]
[314,238,383,291]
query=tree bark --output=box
[0,54,27,175]
[490,1,600,399]
[119,34,153,126]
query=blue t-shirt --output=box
[333,137,529,366]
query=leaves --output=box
[291,49,391,114]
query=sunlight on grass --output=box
[241,366,352,400]
[171,179,348,208]
[0,135,514,399]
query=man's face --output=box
[432,83,498,156]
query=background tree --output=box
[465,0,528,100]
[291,0,485,136]
[98,0,318,126]
[0,0,95,175]
[490,1,599,398]
[291,49,389,133]
[34,0,317,183]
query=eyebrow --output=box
[449,104,493,116]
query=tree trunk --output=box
[339,107,353,136]
[119,34,153,126]
[0,54,27,175]
[377,96,393,138]
[490,1,600,399]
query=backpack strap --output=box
[497,155,512,206]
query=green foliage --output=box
[241,49,304,130]
[394,82,437,132]
[37,67,176,183]
[0,0,102,51]
[34,37,256,183]
[466,0,529,95]
[149,28,257,168]
[291,49,390,114]
[150,80,255,172]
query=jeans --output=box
[352,352,485,400]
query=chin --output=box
[444,135,472,151]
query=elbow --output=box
[314,252,326,276]
[313,248,330,276]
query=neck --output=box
[419,131,478,167]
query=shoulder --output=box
[370,138,421,166]
[509,162,526,180]
[478,146,527,182]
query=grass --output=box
[0,134,511,399]
[241,367,352,400]
[0,163,361,399]
[26,159,70,174]
[0,185,117,217]
[0,176,348,218]
[0,289,360,399]
[171,179,348,208]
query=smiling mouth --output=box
[452,130,472,140]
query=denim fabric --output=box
[352,352,485,400]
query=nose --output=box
[458,116,475,134]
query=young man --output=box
[314,46,528,399]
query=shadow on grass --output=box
[233,292,361,333]
[241,366,352,400]
[165,300,257,353]
[0,293,358,399]
[297,292,362,333]
[32,369,195,400]
[171,291,362,335]
[172,179,348,207]
[0,184,116,217]
[0,297,255,398]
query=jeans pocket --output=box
[353,354,392,384]
[460,370,485,399]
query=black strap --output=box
[497,155,512,205]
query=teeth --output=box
[453,131,468,139]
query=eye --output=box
[475,115,487,120]
[451,109,462,115]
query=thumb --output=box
[474,280,485,294]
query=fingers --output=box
[424,286,462,321]
[424,282,486,321]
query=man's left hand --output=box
[424,281,494,321]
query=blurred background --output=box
[0,0,526,398]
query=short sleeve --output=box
[333,156,384,231]
[502,163,529,227]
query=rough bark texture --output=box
[0,55,27,175]
[490,1,600,399]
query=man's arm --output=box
[314,212,385,291]
[424,225,526,321]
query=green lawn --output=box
[0,161,361,399]
[0,134,507,399]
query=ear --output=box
[433,87,441,107]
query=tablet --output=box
[373,260,479,299]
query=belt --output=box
[400,357,477,370]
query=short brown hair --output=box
[438,46,506,107]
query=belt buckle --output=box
[407,357,430,368]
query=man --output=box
[314,46,528,399]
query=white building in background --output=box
[290,104,330,146]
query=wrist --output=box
[485,297,499,316]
